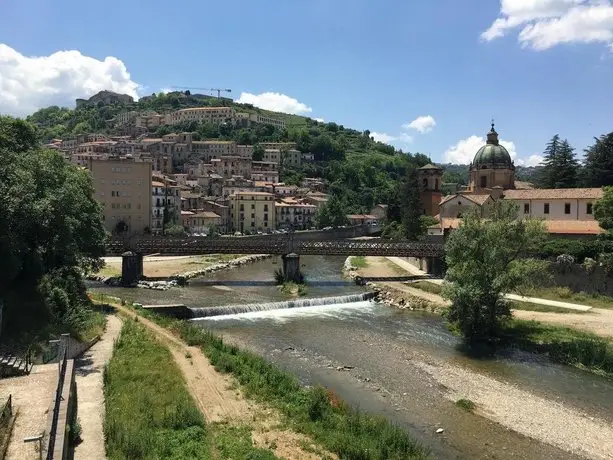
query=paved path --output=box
[386,257,592,312]
[3,364,57,460]
[73,315,122,460]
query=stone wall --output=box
[548,263,613,296]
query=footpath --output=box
[386,257,592,312]
[73,315,122,460]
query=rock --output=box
[436,428,444,434]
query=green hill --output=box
[27,90,434,236]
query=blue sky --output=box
[1,0,613,165]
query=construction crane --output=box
[170,86,232,98]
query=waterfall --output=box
[189,292,376,318]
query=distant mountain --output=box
[439,163,542,187]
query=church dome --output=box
[472,123,513,169]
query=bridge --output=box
[107,236,444,285]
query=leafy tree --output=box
[400,166,423,240]
[252,144,264,161]
[164,225,186,236]
[315,195,349,228]
[443,201,547,342]
[583,132,613,187]
[594,186,613,232]
[539,135,578,188]
[0,116,106,338]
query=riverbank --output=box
[101,298,430,459]
[89,254,272,290]
[350,257,613,379]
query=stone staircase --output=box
[0,348,32,378]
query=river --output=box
[90,255,613,460]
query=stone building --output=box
[468,123,515,192]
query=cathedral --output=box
[467,122,515,192]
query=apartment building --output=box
[151,178,181,234]
[263,149,281,163]
[252,161,278,172]
[251,171,279,184]
[167,107,235,125]
[88,156,152,235]
[191,140,235,160]
[260,142,297,150]
[211,156,252,179]
[230,192,276,233]
[235,145,254,158]
[135,112,165,129]
[114,111,137,126]
[183,211,222,234]
[284,149,303,168]
[198,201,231,234]
[248,113,285,129]
[275,199,316,230]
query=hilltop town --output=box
[40,91,392,237]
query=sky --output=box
[1,0,613,166]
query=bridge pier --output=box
[282,253,302,283]
[121,251,143,286]
[423,257,445,277]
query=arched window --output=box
[434,178,439,190]
[422,178,428,189]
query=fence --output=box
[45,334,69,460]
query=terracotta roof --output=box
[504,188,603,200]
[544,220,604,235]
[234,191,275,196]
[419,163,442,170]
[191,211,221,219]
[435,218,603,235]
[440,193,492,206]
[347,214,378,219]
[151,181,165,187]
[514,181,535,190]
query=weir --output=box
[190,292,376,319]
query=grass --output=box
[150,316,429,459]
[212,424,277,459]
[279,282,308,297]
[509,300,589,314]
[350,256,368,269]
[455,399,475,412]
[104,320,210,460]
[98,297,430,460]
[501,318,613,378]
[519,286,613,310]
[409,281,443,295]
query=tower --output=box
[418,163,443,216]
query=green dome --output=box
[473,144,512,167]
[471,123,513,169]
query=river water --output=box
[90,255,613,460]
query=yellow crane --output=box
[171,86,232,98]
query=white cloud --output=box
[0,43,140,116]
[236,91,312,115]
[482,0,613,51]
[516,154,544,167]
[314,117,325,123]
[370,132,413,146]
[403,115,436,133]
[371,132,397,143]
[443,134,520,165]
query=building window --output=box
[544,203,550,214]
[480,176,487,188]
[251,213,255,219]
[251,204,255,210]
[565,203,571,214]
[587,203,593,215]
[524,203,530,214]
[422,178,428,189]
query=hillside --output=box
[26,91,432,221]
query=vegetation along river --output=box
[90,255,613,460]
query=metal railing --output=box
[45,334,69,460]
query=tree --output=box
[443,201,547,342]
[0,116,106,338]
[252,144,264,161]
[400,166,423,240]
[594,186,613,232]
[583,132,613,187]
[315,195,349,228]
[539,135,578,188]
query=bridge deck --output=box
[107,236,443,258]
